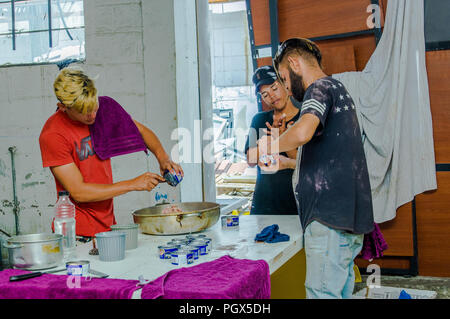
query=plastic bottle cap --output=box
[58,191,70,196]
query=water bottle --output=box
[54,191,76,261]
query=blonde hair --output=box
[53,67,98,114]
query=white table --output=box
[75,215,304,298]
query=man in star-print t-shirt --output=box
[265,37,374,299]
[296,76,374,235]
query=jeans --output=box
[304,220,363,299]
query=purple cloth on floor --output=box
[360,223,389,261]
[89,96,147,160]
[0,269,139,299]
[141,255,271,299]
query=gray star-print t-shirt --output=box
[295,76,374,234]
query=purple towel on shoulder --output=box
[360,223,388,261]
[141,255,271,299]
[0,269,139,299]
[89,96,147,160]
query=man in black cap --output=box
[244,65,300,215]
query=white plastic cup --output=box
[95,231,126,262]
[110,224,138,250]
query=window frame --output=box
[0,0,85,68]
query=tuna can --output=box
[163,170,183,187]
[66,260,90,277]
[158,245,178,260]
[259,154,276,166]
[203,237,212,253]
[171,249,194,266]
[184,245,199,260]
[185,235,196,242]
[190,240,208,256]
[221,215,239,229]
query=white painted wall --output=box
[0,0,212,237]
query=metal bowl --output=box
[132,202,220,235]
[3,233,63,270]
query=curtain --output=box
[333,0,437,223]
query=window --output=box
[0,0,85,66]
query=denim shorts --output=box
[303,220,363,299]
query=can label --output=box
[163,170,183,187]
[159,246,178,259]
[191,242,207,255]
[203,238,212,253]
[221,215,239,229]
[185,246,199,259]
[66,261,90,277]
[171,251,194,265]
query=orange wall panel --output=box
[316,35,376,71]
[318,44,357,75]
[426,50,450,164]
[416,172,450,277]
[249,0,271,46]
[278,0,374,41]
[355,257,411,271]
[379,202,414,257]
[257,57,273,68]
[257,43,357,75]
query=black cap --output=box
[252,65,278,95]
[58,191,69,196]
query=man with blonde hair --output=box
[39,67,183,237]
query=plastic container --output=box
[95,231,126,262]
[54,191,76,261]
[110,224,138,250]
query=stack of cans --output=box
[157,234,213,266]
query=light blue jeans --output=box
[304,220,363,299]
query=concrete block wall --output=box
[210,8,253,87]
[0,0,181,236]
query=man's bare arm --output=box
[133,120,183,176]
[273,114,320,154]
[51,163,165,203]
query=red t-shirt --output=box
[39,109,116,237]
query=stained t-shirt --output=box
[295,76,374,234]
[245,109,300,215]
[39,109,116,237]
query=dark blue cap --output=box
[252,65,278,95]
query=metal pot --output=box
[3,233,64,270]
[132,202,220,235]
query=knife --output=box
[88,269,109,278]
[9,268,67,282]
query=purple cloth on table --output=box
[141,255,271,299]
[0,269,139,299]
[360,223,389,261]
[89,96,147,160]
